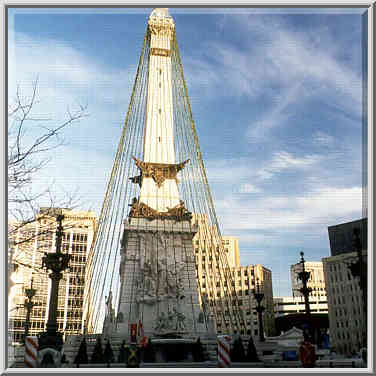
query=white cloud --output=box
[257,151,322,180]
[238,183,261,194]
[206,151,324,186]
[9,31,135,119]
[216,185,362,232]
[296,186,363,221]
[250,17,363,106]
[248,82,305,140]
[8,31,137,214]
[206,158,252,184]
[313,131,335,147]
[199,14,362,141]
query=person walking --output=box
[299,334,316,368]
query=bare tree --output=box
[8,79,88,240]
[8,80,89,293]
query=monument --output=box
[75,8,245,364]
[104,8,206,343]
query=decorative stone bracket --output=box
[131,156,190,188]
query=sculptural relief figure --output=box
[105,292,115,323]
[153,307,187,334]
[136,259,158,303]
[103,291,115,337]
[167,310,175,329]
[156,258,185,299]
[134,232,189,320]
[173,307,186,331]
[154,312,168,331]
[133,233,160,303]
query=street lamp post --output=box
[38,214,70,359]
[297,251,313,342]
[23,279,37,341]
[253,277,265,342]
[297,251,312,317]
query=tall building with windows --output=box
[290,261,326,298]
[322,218,367,356]
[228,264,275,337]
[222,236,240,268]
[322,255,365,355]
[191,214,275,336]
[8,208,97,344]
[274,262,328,337]
[274,295,328,317]
[199,264,275,337]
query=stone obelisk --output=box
[113,8,205,341]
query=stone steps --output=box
[63,334,219,364]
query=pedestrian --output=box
[298,334,316,368]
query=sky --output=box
[8,7,367,297]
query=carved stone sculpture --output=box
[129,198,191,221]
[154,312,168,332]
[173,307,186,331]
[154,308,187,334]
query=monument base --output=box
[151,338,196,363]
[114,217,207,340]
[63,333,218,365]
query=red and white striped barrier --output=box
[24,336,38,367]
[217,335,231,368]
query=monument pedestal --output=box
[109,217,207,341]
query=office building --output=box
[274,295,328,317]
[8,208,97,344]
[222,236,240,268]
[322,218,367,355]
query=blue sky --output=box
[8,7,367,297]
